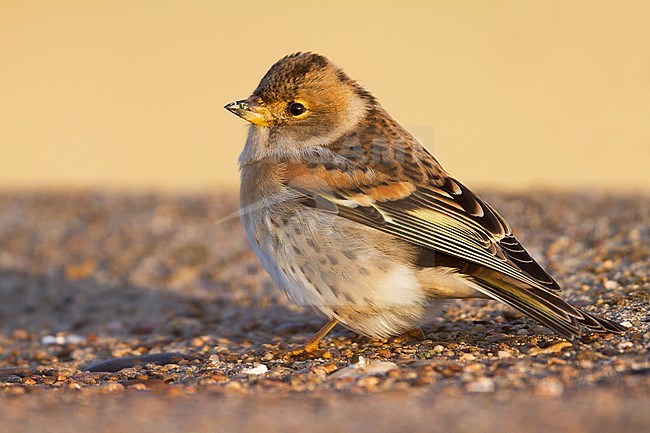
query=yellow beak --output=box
[224,98,271,127]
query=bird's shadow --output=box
[0,266,514,367]
[0,267,323,366]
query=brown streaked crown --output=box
[247,53,375,135]
[253,52,330,102]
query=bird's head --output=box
[225,52,374,150]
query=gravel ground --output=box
[0,189,648,433]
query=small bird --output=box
[225,52,625,355]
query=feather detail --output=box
[284,156,560,292]
[277,125,624,337]
[233,52,625,341]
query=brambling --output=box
[225,52,625,355]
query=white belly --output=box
[240,198,428,338]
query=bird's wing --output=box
[279,136,624,338]
[282,145,561,293]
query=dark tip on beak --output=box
[224,100,247,114]
[224,98,271,127]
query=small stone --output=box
[224,353,239,362]
[41,377,56,385]
[465,377,495,393]
[209,373,229,383]
[433,345,445,353]
[534,377,564,398]
[357,376,380,390]
[497,350,512,358]
[603,280,618,290]
[2,375,21,383]
[617,341,633,350]
[64,259,96,280]
[329,356,398,379]
[376,349,392,358]
[127,383,148,391]
[41,335,63,345]
[11,329,31,340]
[242,364,268,375]
[600,260,615,272]
[101,383,126,393]
[464,363,483,373]
[502,309,524,320]
[576,350,600,362]
[7,387,26,395]
[191,336,209,347]
[223,381,247,394]
[529,341,572,356]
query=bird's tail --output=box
[468,266,627,340]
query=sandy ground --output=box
[0,189,648,433]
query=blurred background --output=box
[1,0,648,192]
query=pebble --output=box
[465,377,495,393]
[41,334,86,345]
[329,356,398,379]
[11,329,31,340]
[534,377,565,398]
[528,341,573,356]
[357,376,380,390]
[222,381,247,394]
[242,364,268,375]
[459,353,477,362]
[97,383,126,393]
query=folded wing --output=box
[281,144,625,338]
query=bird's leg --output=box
[283,318,339,359]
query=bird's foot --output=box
[281,341,332,360]
[281,318,339,360]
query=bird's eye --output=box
[288,102,306,116]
